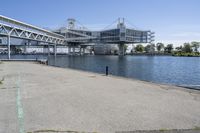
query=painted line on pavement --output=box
[16,72,25,133]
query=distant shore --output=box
[1,52,200,57]
[127,52,200,57]
[126,53,172,56]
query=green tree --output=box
[135,44,144,53]
[182,43,192,53]
[145,44,151,53]
[191,41,200,52]
[164,44,173,53]
[150,43,156,52]
[156,43,165,52]
[145,44,156,53]
[175,46,182,51]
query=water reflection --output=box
[48,55,200,89]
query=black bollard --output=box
[106,66,109,76]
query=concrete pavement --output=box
[0,61,199,133]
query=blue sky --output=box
[1,0,200,45]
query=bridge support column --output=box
[7,35,10,60]
[83,47,85,55]
[79,47,82,55]
[72,46,75,55]
[48,44,50,56]
[118,43,125,56]
[68,46,71,54]
[54,44,57,56]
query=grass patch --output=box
[194,126,200,130]
[27,129,98,133]
[27,130,54,133]
[0,77,4,85]
[159,128,168,132]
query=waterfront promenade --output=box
[0,61,200,133]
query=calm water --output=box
[1,54,200,89]
[48,55,200,90]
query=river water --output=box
[1,54,200,90]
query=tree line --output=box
[132,41,200,56]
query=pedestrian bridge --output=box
[0,15,65,44]
[0,15,154,58]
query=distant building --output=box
[94,44,118,55]
[54,18,153,56]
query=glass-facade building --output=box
[55,26,153,44]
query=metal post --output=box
[106,66,109,76]
[7,35,10,60]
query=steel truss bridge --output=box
[0,15,155,59]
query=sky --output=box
[1,0,200,46]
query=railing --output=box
[0,15,65,44]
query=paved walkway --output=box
[0,62,199,133]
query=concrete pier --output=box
[118,43,125,56]
[0,62,199,133]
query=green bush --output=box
[172,52,200,57]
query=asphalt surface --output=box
[0,61,200,133]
